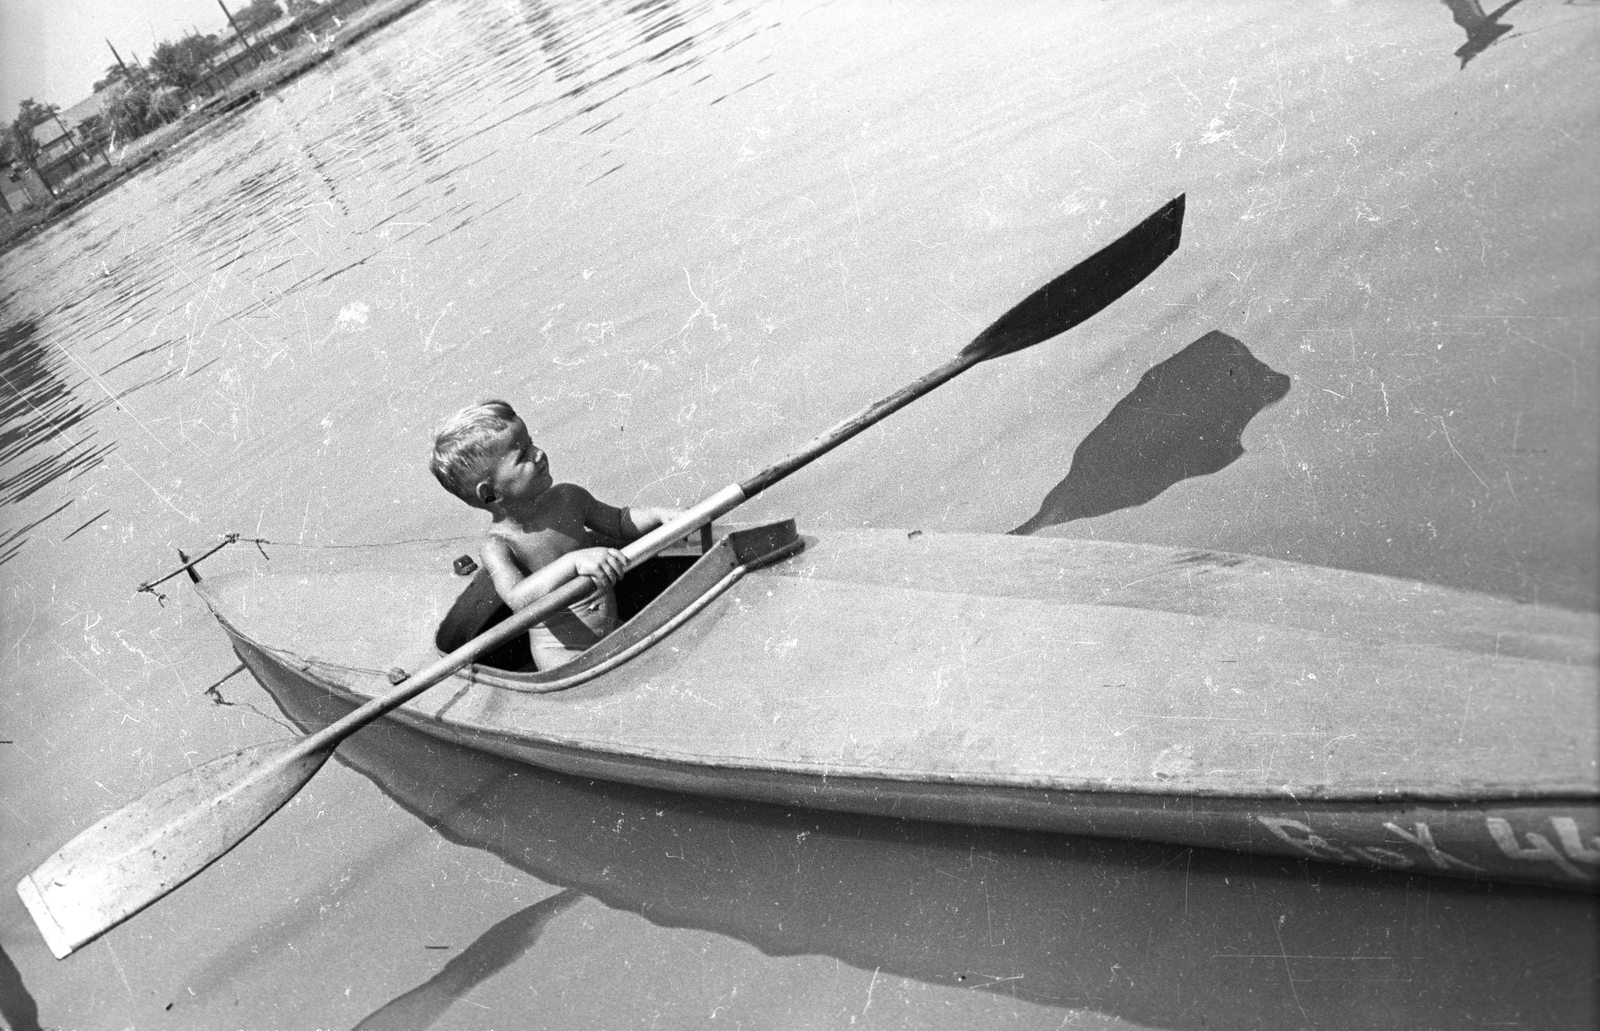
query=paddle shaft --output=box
[20,194,1185,960]
[311,189,1192,743]
[225,195,1197,752]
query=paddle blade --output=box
[961,194,1186,362]
[16,737,332,959]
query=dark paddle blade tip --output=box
[961,193,1186,363]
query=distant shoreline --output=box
[0,0,433,257]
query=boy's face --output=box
[477,419,552,507]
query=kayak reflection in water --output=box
[429,400,681,670]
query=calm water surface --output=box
[2,0,1596,1028]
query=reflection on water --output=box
[262,670,1597,1030]
[1441,0,1526,67]
[305,0,771,210]
[0,304,119,564]
[0,0,778,568]
[352,889,583,1031]
[1013,331,1289,535]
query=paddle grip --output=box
[620,483,749,567]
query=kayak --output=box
[195,519,1600,890]
[247,635,1599,1022]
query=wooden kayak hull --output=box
[197,522,1600,890]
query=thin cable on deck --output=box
[135,531,479,602]
[135,533,270,604]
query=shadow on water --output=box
[1012,331,1289,536]
[0,944,44,1031]
[0,301,119,565]
[1440,0,1527,67]
[351,889,583,1031]
[255,671,1597,1031]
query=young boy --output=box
[430,399,681,670]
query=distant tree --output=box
[9,98,61,164]
[286,0,322,17]
[93,63,132,93]
[233,0,286,33]
[148,33,220,90]
[105,86,184,142]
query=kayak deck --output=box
[198,522,1600,888]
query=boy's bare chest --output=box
[492,513,586,573]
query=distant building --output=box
[25,83,124,194]
[3,164,54,210]
[59,82,130,146]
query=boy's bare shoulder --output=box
[480,530,520,563]
[479,531,521,579]
[482,521,561,573]
[544,481,593,506]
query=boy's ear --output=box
[475,481,497,505]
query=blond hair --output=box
[430,399,520,504]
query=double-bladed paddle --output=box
[17,194,1185,959]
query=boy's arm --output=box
[483,536,624,611]
[587,499,683,541]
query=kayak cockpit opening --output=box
[435,543,701,672]
[433,519,803,685]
